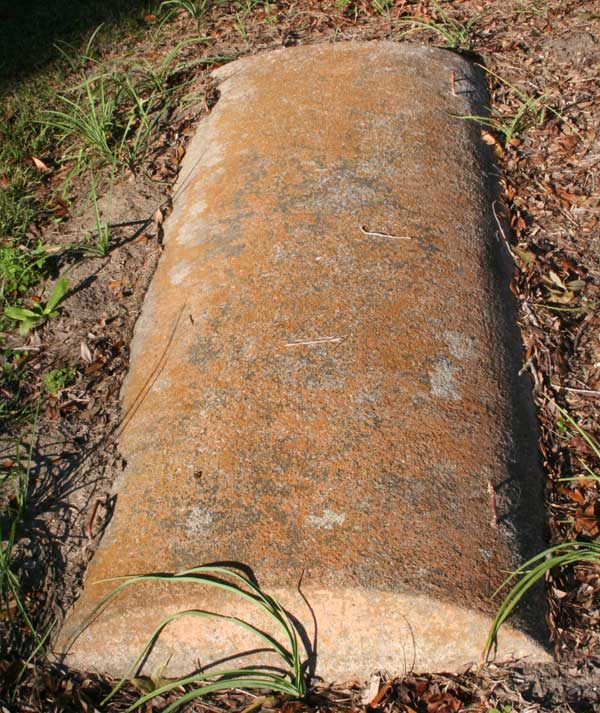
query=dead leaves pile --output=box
[469,0,600,659]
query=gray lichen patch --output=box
[185,507,214,535]
[306,509,346,530]
[429,356,461,401]
[169,261,193,285]
[443,330,476,360]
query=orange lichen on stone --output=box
[56,42,549,678]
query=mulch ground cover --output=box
[1,0,599,711]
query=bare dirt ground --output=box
[1,1,599,711]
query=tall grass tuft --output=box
[398,1,482,52]
[484,540,600,660]
[96,565,306,713]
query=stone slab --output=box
[56,42,549,678]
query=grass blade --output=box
[92,565,306,709]
[485,541,600,659]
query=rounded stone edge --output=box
[54,585,551,681]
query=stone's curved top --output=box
[56,41,548,678]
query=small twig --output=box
[285,335,347,347]
[5,345,42,351]
[239,695,274,713]
[450,70,457,96]
[117,303,186,437]
[491,201,515,260]
[519,355,535,377]
[59,397,91,409]
[359,225,412,240]
[85,497,103,543]
[522,299,542,329]
[487,480,498,529]
[550,383,600,397]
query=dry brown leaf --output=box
[513,246,536,265]
[31,156,50,171]
[361,673,381,705]
[567,279,585,292]
[84,361,104,376]
[504,182,516,201]
[557,189,586,205]
[557,485,585,504]
[425,691,462,713]
[512,214,526,233]
[369,681,393,708]
[48,197,69,218]
[545,288,575,304]
[557,256,583,275]
[547,270,567,290]
[80,341,93,364]
[575,515,599,536]
[152,207,164,226]
[558,134,578,152]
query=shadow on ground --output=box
[0,0,158,90]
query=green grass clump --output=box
[555,404,600,483]
[372,0,394,16]
[43,367,76,395]
[0,82,55,305]
[0,242,48,310]
[456,65,580,144]
[40,34,212,175]
[96,565,306,713]
[485,540,600,660]
[0,415,40,649]
[458,88,547,143]
[158,0,210,29]
[5,276,69,335]
[485,401,599,659]
[398,1,482,52]
[44,77,123,168]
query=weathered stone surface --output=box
[56,42,549,678]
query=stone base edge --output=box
[55,584,550,680]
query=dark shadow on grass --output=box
[0,0,159,92]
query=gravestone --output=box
[56,42,549,678]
